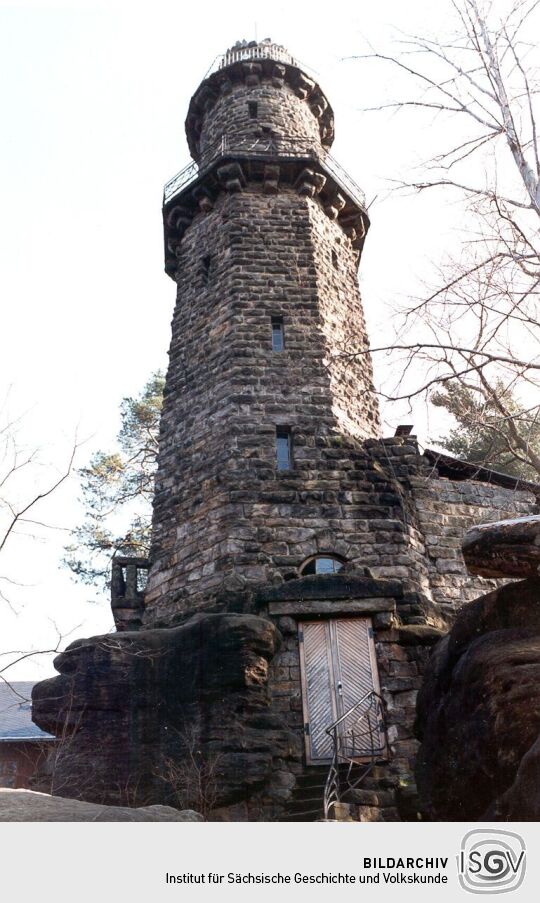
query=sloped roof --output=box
[424,448,540,494]
[0,681,54,742]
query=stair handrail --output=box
[323,690,387,820]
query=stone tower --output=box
[33,40,538,823]
[145,40,381,624]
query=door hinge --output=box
[298,629,304,643]
[304,723,310,736]
[368,627,374,639]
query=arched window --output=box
[300,555,344,576]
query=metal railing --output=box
[163,160,199,203]
[322,154,368,213]
[323,690,387,820]
[163,134,366,209]
[203,43,298,79]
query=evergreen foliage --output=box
[64,372,164,590]
[432,382,540,480]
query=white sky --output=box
[0,0,474,678]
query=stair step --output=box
[281,808,323,822]
[294,771,329,783]
[281,761,380,822]
[293,784,324,800]
[295,773,326,780]
[294,781,326,792]
[289,794,324,807]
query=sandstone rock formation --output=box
[33,573,447,822]
[416,515,540,820]
[0,788,202,821]
[32,613,292,818]
[463,513,540,578]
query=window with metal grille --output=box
[276,427,292,471]
[271,316,284,351]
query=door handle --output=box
[337,681,343,695]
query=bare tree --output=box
[0,620,84,698]
[0,391,79,611]
[351,0,540,477]
[155,725,222,819]
[0,391,86,713]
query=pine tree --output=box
[64,372,164,590]
[432,382,540,481]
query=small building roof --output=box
[423,448,540,494]
[0,681,54,742]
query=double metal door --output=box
[298,618,381,764]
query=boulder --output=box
[463,514,540,578]
[31,612,287,813]
[0,788,202,822]
[415,578,540,820]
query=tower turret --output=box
[185,40,334,163]
[146,40,381,623]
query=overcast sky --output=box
[0,0,475,678]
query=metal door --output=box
[298,618,381,764]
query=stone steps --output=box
[281,807,324,822]
[280,767,326,821]
[280,763,373,822]
[292,786,328,802]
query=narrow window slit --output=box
[276,426,292,471]
[248,101,258,119]
[201,255,212,285]
[271,316,285,351]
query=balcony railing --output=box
[163,135,366,210]
[203,43,299,80]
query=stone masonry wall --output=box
[185,53,334,161]
[367,438,537,612]
[309,202,379,439]
[262,585,445,822]
[198,80,323,159]
[148,43,385,625]
[411,473,537,606]
[145,186,383,624]
[148,337,537,627]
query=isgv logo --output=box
[458,830,526,894]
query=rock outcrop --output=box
[463,513,540,578]
[32,613,291,816]
[0,788,202,822]
[416,515,540,820]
